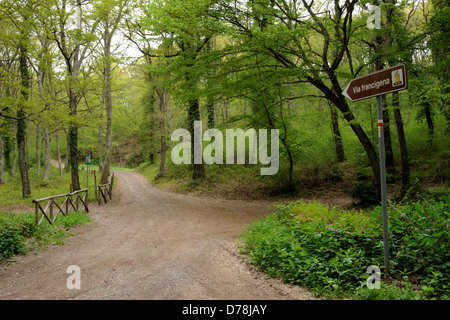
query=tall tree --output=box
[94,0,127,184]
[140,0,219,180]
[427,0,450,134]
[8,0,34,197]
[124,2,176,178]
[50,0,99,191]
[211,0,383,187]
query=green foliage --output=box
[240,201,382,297]
[0,211,92,261]
[0,227,26,259]
[384,197,450,299]
[355,281,421,300]
[240,197,449,299]
[349,167,380,207]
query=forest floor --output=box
[0,171,317,300]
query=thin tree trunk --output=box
[11,122,17,177]
[382,95,395,173]
[157,91,167,178]
[424,102,434,146]
[0,135,4,185]
[392,92,410,196]
[99,3,125,182]
[329,103,345,162]
[165,92,171,131]
[43,127,50,181]
[206,98,215,129]
[98,77,105,172]
[64,129,69,171]
[25,121,29,170]
[56,131,63,176]
[36,123,41,176]
[18,40,31,197]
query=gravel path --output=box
[0,171,316,300]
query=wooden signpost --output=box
[342,64,408,273]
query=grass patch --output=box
[239,196,449,299]
[0,165,121,208]
[0,211,92,261]
[0,167,73,208]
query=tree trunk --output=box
[69,88,80,191]
[313,75,381,188]
[11,122,17,178]
[165,92,171,131]
[382,96,395,173]
[424,102,434,146]
[98,76,105,172]
[392,91,410,196]
[189,98,205,180]
[18,41,31,198]
[100,32,113,185]
[43,127,50,181]
[329,103,345,162]
[25,121,29,170]
[64,129,70,171]
[156,91,167,178]
[56,131,63,176]
[385,0,410,194]
[206,98,215,129]
[36,123,41,176]
[0,134,4,185]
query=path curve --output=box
[0,171,316,300]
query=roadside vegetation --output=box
[1,167,96,263]
[0,211,91,262]
[239,195,449,300]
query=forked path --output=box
[0,171,316,300]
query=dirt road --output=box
[0,171,316,300]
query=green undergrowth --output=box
[136,160,273,199]
[239,196,449,299]
[0,211,92,261]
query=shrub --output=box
[0,211,92,261]
[240,197,449,299]
[384,196,450,299]
[348,168,380,207]
[0,228,25,259]
[240,202,383,296]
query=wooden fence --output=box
[98,171,114,206]
[32,171,115,226]
[33,189,89,226]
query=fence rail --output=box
[33,189,89,226]
[98,171,114,206]
[32,171,115,226]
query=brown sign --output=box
[342,64,408,101]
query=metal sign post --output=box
[376,95,390,272]
[343,64,408,275]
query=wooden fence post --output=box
[94,170,97,199]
